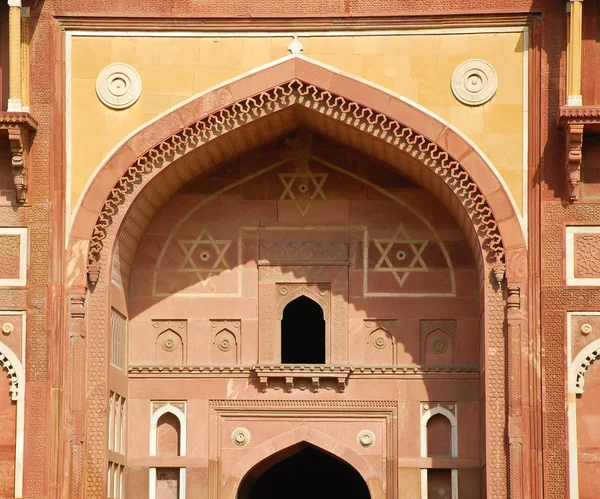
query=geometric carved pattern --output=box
[371,224,429,288]
[278,166,328,216]
[178,228,232,284]
[0,228,27,286]
[259,241,349,263]
[574,233,600,278]
[86,79,505,277]
[566,226,600,286]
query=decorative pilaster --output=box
[20,9,29,111]
[7,0,22,112]
[507,282,523,499]
[67,291,86,499]
[567,0,583,106]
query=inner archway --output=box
[238,444,371,499]
[281,296,325,364]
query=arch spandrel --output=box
[68,55,526,291]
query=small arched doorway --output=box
[238,444,371,499]
[281,296,325,364]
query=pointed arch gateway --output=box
[66,55,528,498]
[224,428,380,499]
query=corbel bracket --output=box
[0,111,37,204]
[565,123,584,201]
[557,106,600,202]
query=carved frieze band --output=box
[86,79,505,283]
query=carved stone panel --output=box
[0,228,27,287]
[566,226,600,285]
[210,319,241,365]
[258,265,348,364]
[420,320,456,366]
[365,320,397,365]
[152,320,187,365]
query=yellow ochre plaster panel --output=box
[69,32,525,214]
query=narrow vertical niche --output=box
[427,414,452,457]
[157,412,181,457]
[281,295,325,364]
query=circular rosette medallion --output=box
[451,59,498,106]
[96,63,142,110]
[231,427,250,447]
[357,430,375,448]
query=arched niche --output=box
[150,405,186,457]
[420,406,458,458]
[65,55,528,499]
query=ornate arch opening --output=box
[238,443,370,499]
[65,55,528,499]
[224,429,382,499]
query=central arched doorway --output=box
[238,444,371,499]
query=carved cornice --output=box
[56,14,534,32]
[557,106,600,126]
[128,364,478,377]
[0,111,38,204]
[87,79,506,286]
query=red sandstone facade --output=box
[0,1,598,498]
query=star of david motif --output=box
[372,225,429,287]
[278,168,328,216]
[177,229,232,284]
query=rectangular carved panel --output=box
[0,228,27,286]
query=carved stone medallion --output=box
[451,59,498,106]
[96,63,142,110]
[357,430,375,448]
[231,427,250,447]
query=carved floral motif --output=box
[231,427,250,447]
[357,430,375,448]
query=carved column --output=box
[7,0,22,112]
[507,283,523,499]
[567,0,583,106]
[66,291,87,499]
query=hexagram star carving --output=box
[372,224,429,287]
[278,168,328,216]
[178,228,231,284]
